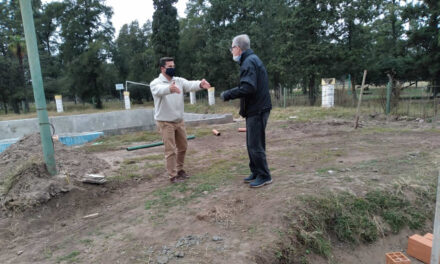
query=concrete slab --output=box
[0,108,233,152]
[0,109,233,139]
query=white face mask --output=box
[233,55,241,62]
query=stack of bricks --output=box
[386,252,411,264]
[407,233,437,264]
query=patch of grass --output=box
[83,131,162,153]
[109,163,141,182]
[353,152,430,176]
[186,126,216,138]
[79,239,93,245]
[360,127,412,134]
[184,100,240,118]
[144,159,248,214]
[276,184,435,263]
[270,106,355,122]
[56,251,80,263]
[143,154,164,161]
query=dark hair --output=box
[159,57,174,68]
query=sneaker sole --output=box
[243,179,255,183]
[250,179,273,188]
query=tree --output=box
[403,0,440,96]
[276,0,339,105]
[152,0,179,63]
[334,0,380,102]
[113,21,156,102]
[68,41,109,108]
[59,0,114,107]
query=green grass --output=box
[56,251,80,263]
[109,163,142,182]
[79,239,93,245]
[83,131,162,153]
[144,159,249,216]
[275,149,439,263]
[277,185,434,262]
[270,106,356,121]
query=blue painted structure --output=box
[0,132,104,153]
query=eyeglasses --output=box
[229,45,237,52]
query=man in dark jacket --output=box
[220,34,273,188]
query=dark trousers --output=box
[246,111,271,179]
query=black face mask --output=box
[165,68,176,77]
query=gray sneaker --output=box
[243,174,256,183]
[249,177,273,188]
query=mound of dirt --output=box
[0,133,110,212]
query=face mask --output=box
[165,68,176,77]
[233,55,241,63]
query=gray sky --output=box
[42,0,189,36]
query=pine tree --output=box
[152,0,179,65]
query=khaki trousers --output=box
[157,120,188,178]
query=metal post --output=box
[283,87,286,108]
[431,170,440,264]
[386,81,392,115]
[19,0,56,175]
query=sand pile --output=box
[0,133,110,211]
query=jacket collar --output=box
[159,73,174,82]
[239,49,254,65]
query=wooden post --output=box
[354,70,368,129]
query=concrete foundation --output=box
[0,108,233,152]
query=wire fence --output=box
[1,82,438,121]
[188,83,439,120]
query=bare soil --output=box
[0,117,439,264]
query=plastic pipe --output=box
[126,135,196,151]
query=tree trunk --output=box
[351,75,357,103]
[308,75,316,106]
[12,99,20,114]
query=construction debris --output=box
[83,213,99,219]
[81,174,107,184]
[407,233,434,264]
[212,129,221,136]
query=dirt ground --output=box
[0,115,439,264]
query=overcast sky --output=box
[42,0,189,37]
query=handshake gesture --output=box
[169,79,211,94]
[199,79,211,89]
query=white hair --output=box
[232,34,250,51]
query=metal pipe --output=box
[431,170,440,264]
[126,135,196,151]
[19,0,56,175]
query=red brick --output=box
[386,252,411,264]
[407,234,433,264]
[424,233,434,241]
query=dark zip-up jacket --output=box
[222,49,272,117]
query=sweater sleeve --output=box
[150,79,171,97]
[178,77,202,93]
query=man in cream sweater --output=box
[150,57,211,183]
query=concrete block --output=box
[407,234,433,264]
[386,252,411,264]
